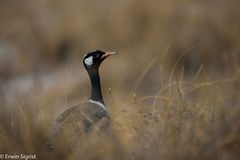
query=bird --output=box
[47,50,117,151]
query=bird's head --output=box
[83,50,117,72]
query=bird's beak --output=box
[101,51,117,59]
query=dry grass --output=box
[0,59,240,160]
[0,0,240,159]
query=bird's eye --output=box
[93,54,99,58]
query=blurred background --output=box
[0,0,240,159]
[1,0,240,116]
[0,0,240,93]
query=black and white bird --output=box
[48,50,117,151]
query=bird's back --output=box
[47,102,110,151]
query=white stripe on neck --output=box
[88,99,108,112]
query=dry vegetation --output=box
[0,0,240,160]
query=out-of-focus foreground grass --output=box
[0,0,240,160]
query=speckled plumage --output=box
[47,102,110,150]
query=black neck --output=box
[88,69,105,104]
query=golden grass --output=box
[0,63,239,159]
[0,0,240,159]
